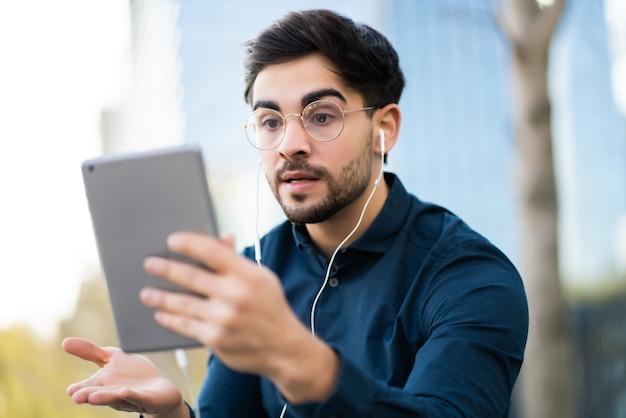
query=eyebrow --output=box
[301,88,347,107]
[252,88,348,112]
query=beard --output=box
[268,145,374,225]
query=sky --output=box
[606,0,626,115]
[0,0,129,338]
[604,0,626,272]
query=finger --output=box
[62,337,109,368]
[90,384,179,414]
[153,309,221,347]
[145,292,235,347]
[143,256,216,297]
[67,381,90,397]
[220,232,236,250]
[67,369,114,399]
[167,232,252,274]
[72,386,140,412]
[140,286,208,320]
[69,383,105,403]
[67,365,116,396]
[88,388,136,410]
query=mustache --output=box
[275,160,329,180]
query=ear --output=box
[374,103,401,156]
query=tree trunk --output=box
[502,1,574,417]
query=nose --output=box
[277,114,312,159]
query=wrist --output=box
[271,335,340,404]
[142,400,191,418]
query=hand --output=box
[140,232,339,402]
[62,337,187,417]
[140,233,305,376]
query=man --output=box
[63,9,528,418]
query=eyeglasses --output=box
[244,100,375,150]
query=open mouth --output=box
[281,171,320,184]
[285,177,317,183]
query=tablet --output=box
[82,144,218,352]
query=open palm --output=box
[63,337,183,415]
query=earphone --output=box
[375,129,385,187]
[255,128,386,418]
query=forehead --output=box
[251,54,360,108]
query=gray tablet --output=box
[82,144,218,352]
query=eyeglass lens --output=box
[245,100,346,150]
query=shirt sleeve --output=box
[286,239,529,418]
[196,355,270,418]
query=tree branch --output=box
[502,0,567,59]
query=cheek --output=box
[321,141,363,167]
[259,152,276,170]
[259,153,278,183]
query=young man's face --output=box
[251,54,377,225]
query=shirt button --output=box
[328,277,339,287]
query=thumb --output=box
[219,232,236,250]
[62,337,110,368]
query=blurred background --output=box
[0,0,624,417]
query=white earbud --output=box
[374,129,386,187]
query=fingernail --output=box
[140,287,156,303]
[144,256,164,272]
[168,232,185,247]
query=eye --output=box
[305,103,341,126]
[261,117,282,130]
[255,110,283,131]
[311,112,332,125]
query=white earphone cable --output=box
[310,131,385,336]
[255,160,263,266]
[259,130,386,418]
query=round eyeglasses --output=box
[244,100,376,150]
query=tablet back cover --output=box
[82,144,217,352]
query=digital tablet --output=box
[82,144,218,352]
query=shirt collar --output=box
[292,172,412,255]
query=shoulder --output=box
[410,205,524,297]
[394,185,526,315]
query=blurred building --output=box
[550,0,626,282]
[173,0,626,285]
[101,0,185,153]
[387,0,516,259]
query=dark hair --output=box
[243,9,405,107]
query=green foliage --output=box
[565,272,626,305]
[0,274,209,418]
[0,275,207,418]
[0,325,125,418]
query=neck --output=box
[306,174,388,258]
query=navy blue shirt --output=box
[196,173,528,418]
